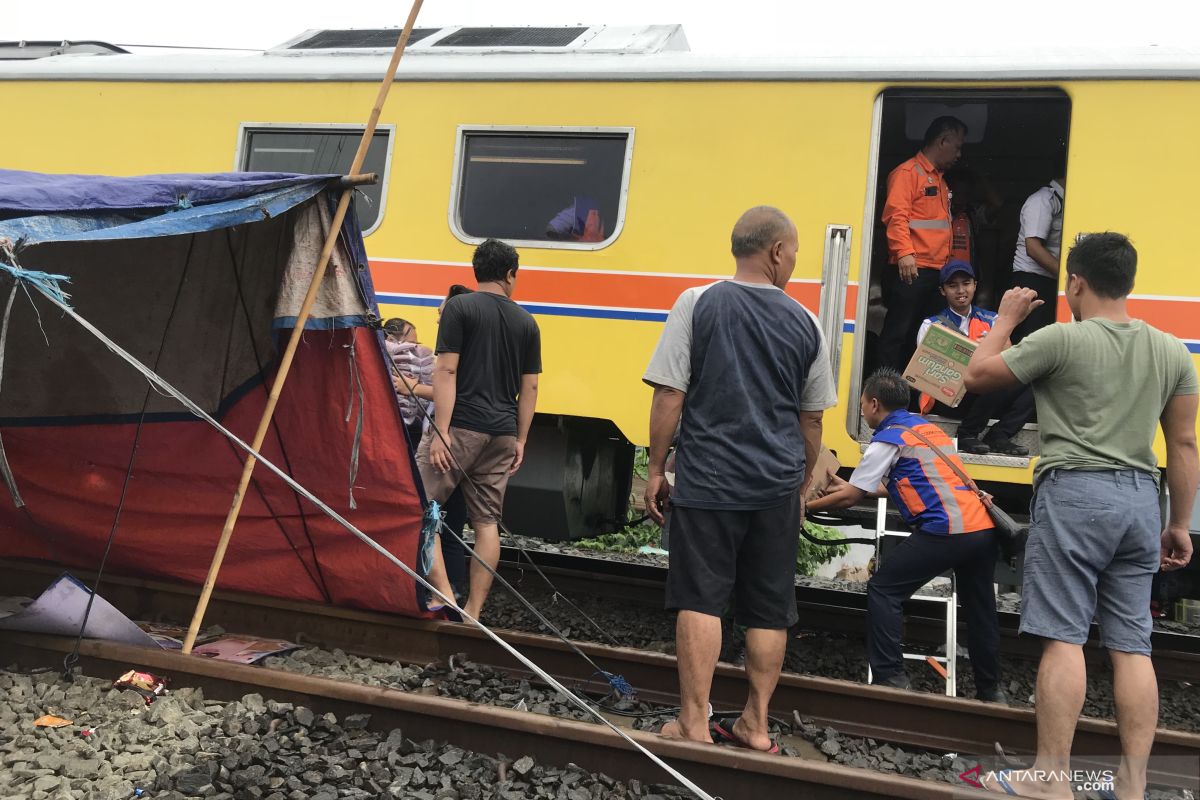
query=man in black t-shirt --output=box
[417,239,542,621]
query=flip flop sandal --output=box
[984,769,1018,795]
[426,601,463,623]
[709,717,781,755]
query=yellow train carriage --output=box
[2,27,1198,538]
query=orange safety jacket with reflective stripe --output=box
[882,151,951,269]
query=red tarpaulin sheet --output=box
[0,326,426,615]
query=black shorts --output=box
[665,494,800,629]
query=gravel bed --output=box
[481,587,1200,733]
[0,667,688,800]
[502,535,1200,636]
[262,649,1192,799]
[263,649,975,786]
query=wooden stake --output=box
[181,0,425,654]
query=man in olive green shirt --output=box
[966,232,1198,799]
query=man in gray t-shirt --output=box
[966,232,1198,798]
[643,206,836,752]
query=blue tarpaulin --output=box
[0,169,338,246]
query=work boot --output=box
[976,686,1009,705]
[872,672,911,690]
[957,436,990,455]
[983,436,1029,457]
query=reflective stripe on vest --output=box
[909,219,951,230]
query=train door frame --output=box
[817,224,854,380]
[846,92,886,439]
[846,87,1072,444]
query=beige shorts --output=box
[416,426,517,526]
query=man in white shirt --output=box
[1010,165,1066,342]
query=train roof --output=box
[3,25,1200,82]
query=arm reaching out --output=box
[964,287,1042,393]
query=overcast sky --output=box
[8,0,1200,53]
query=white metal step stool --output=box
[867,497,958,696]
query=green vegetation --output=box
[573,523,662,554]
[795,520,849,576]
[574,518,847,577]
[575,446,851,576]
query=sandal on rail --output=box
[709,716,780,755]
[981,769,1018,795]
[426,600,463,623]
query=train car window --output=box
[239,126,393,235]
[451,128,634,250]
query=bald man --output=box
[643,206,837,751]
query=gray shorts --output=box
[1020,469,1161,655]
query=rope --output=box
[799,522,876,547]
[388,360,628,655]
[55,234,197,680]
[438,518,628,688]
[4,264,716,800]
[223,225,332,602]
[344,335,365,510]
[0,279,25,507]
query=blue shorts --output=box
[1020,469,1161,655]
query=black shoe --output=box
[957,437,991,455]
[873,672,911,690]
[983,436,1029,457]
[976,687,1009,705]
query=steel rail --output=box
[0,632,961,800]
[494,547,1200,671]
[3,560,1198,791]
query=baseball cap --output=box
[939,259,975,285]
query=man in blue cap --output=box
[916,259,1034,455]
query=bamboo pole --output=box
[181,0,425,654]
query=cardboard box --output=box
[903,324,977,408]
[804,445,842,501]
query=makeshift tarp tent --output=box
[0,169,430,617]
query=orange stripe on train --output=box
[370,259,1196,340]
[370,259,857,319]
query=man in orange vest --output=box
[878,116,968,373]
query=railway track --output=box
[3,560,1199,795]
[494,545,1200,680]
[0,633,952,800]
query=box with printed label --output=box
[902,324,977,408]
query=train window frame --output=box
[234,122,396,236]
[448,125,636,252]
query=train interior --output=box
[854,88,1072,462]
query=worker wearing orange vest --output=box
[877,117,968,373]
